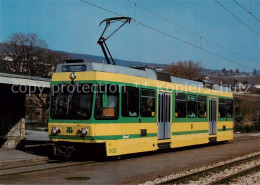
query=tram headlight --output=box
[51,127,61,134]
[81,127,88,135]
[70,72,76,80]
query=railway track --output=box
[152,152,260,185]
[0,160,96,177]
[1,134,259,179]
[209,164,260,185]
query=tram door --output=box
[158,92,171,140]
[209,98,217,135]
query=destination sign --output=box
[62,65,87,72]
[189,96,196,101]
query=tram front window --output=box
[51,84,93,120]
[94,85,119,120]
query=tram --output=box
[48,59,233,157]
[48,17,234,157]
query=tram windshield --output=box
[50,83,93,120]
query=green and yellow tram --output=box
[48,60,234,157]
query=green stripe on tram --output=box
[50,133,157,140]
[217,128,233,132]
[172,130,209,135]
[172,128,233,135]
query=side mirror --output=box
[102,93,108,108]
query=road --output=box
[0,134,260,184]
[25,129,50,141]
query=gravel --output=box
[141,151,260,185]
[230,170,260,185]
[187,158,260,185]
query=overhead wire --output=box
[128,0,200,38]
[80,0,253,70]
[80,0,122,16]
[128,0,258,65]
[135,21,252,70]
[255,0,260,7]
[233,0,260,23]
[215,0,260,37]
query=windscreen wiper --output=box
[97,17,132,65]
[66,83,78,115]
[54,85,64,115]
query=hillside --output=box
[64,51,227,74]
[64,51,165,68]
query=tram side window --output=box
[175,93,186,118]
[122,86,139,117]
[197,96,207,118]
[226,99,234,118]
[187,95,197,118]
[140,89,155,117]
[94,85,119,120]
[219,98,226,118]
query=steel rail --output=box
[1,135,259,178]
[209,164,260,185]
[0,160,96,177]
[160,153,260,184]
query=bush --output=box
[234,121,260,133]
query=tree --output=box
[221,68,227,74]
[242,80,248,84]
[234,79,238,87]
[0,33,70,124]
[235,68,239,75]
[26,94,50,125]
[163,60,203,80]
[0,59,11,73]
[0,33,69,77]
[234,94,260,132]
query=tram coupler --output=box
[53,144,75,158]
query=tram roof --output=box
[56,60,231,93]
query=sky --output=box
[0,0,259,72]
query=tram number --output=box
[109,148,117,153]
[66,127,73,133]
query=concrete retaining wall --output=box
[0,84,25,148]
[2,118,25,148]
